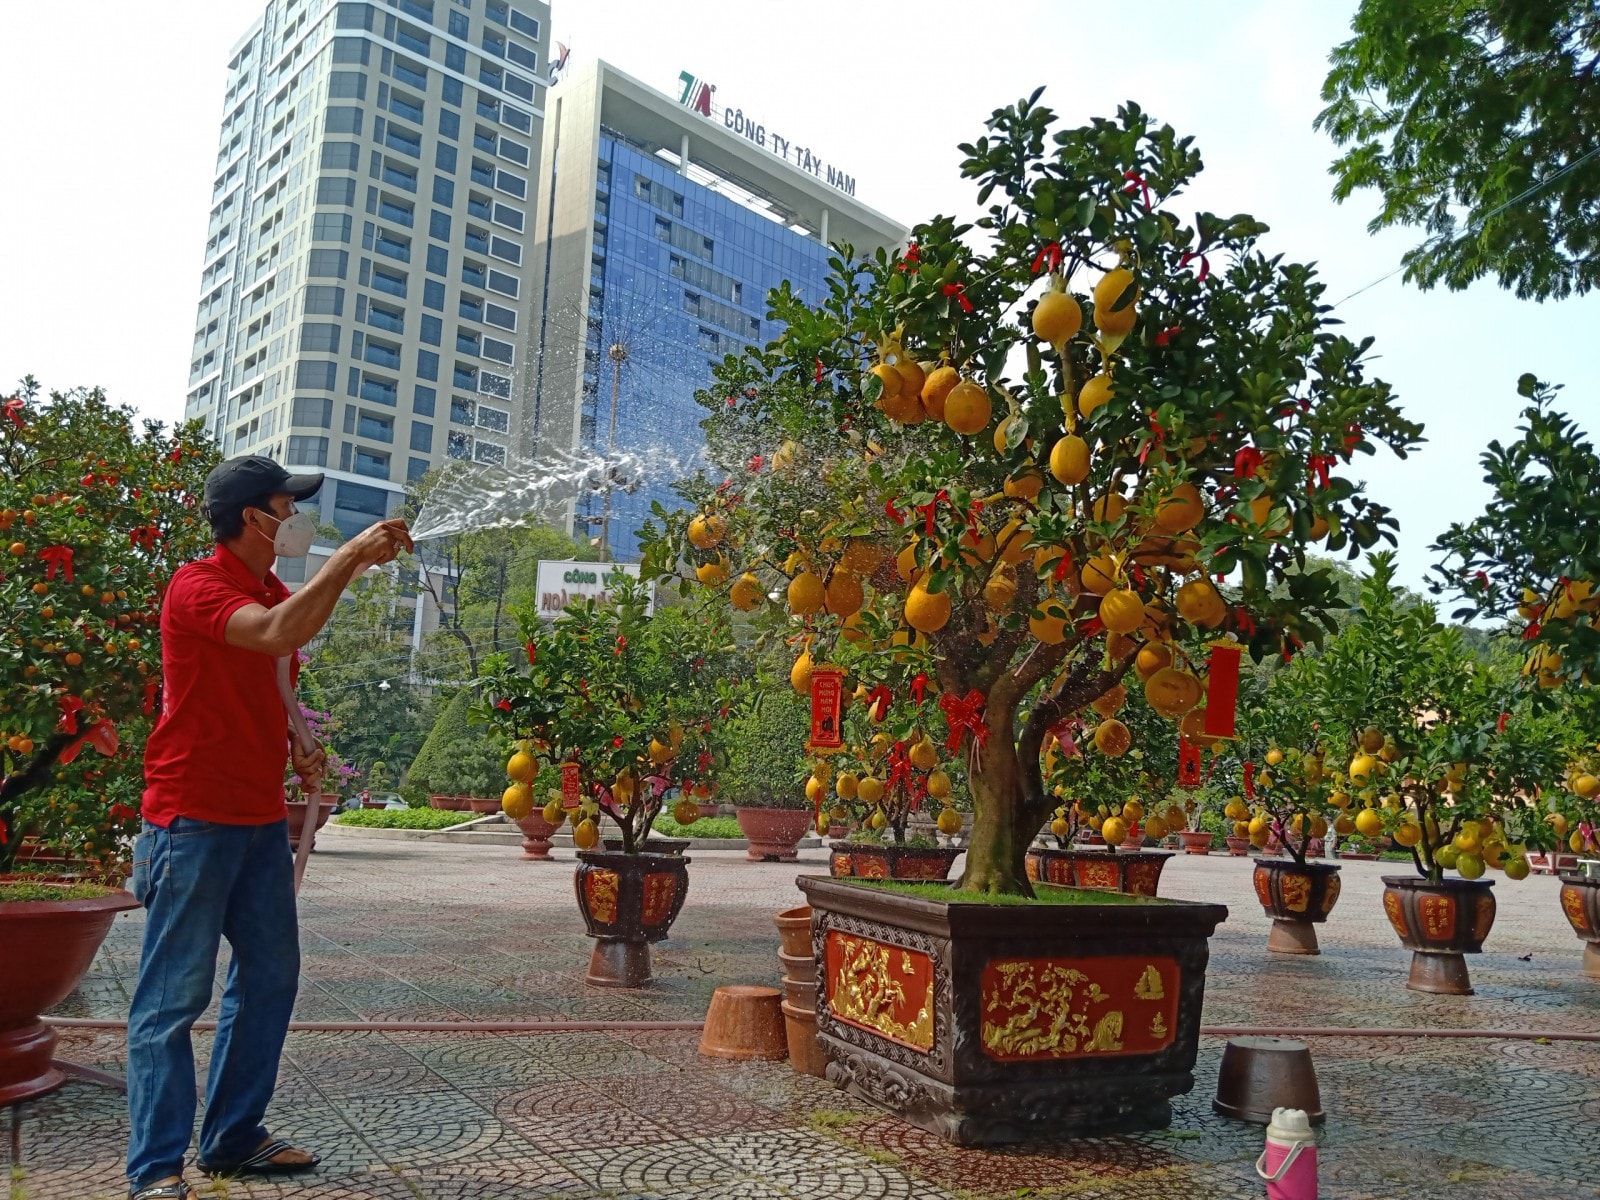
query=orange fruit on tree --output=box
[673,798,701,826]
[788,570,826,615]
[790,649,814,694]
[937,807,963,835]
[573,818,599,849]
[1030,600,1070,644]
[869,362,901,400]
[687,513,726,549]
[996,519,1032,564]
[910,740,938,771]
[1091,684,1127,717]
[1090,492,1126,523]
[1078,373,1114,420]
[1153,482,1204,533]
[1178,706,1221,748]
[1032,290,1084,345]
[1004,470,1043,501]
[501,782,534,820]
[1353,808,1384,839]
[1093,267,1139,335]
[896,359,926,402]
[905,581,953,633]
[958,528,997,564]
[64,652,83,667]
[506,750,537,783]
[921,364,959,420]
[824,571,864,617]
[1098,587,1144,635]
[1135,642,1172,680]
[1175,578,1226,629]
[729,572,764,611]
[1078,553,1119,594]
[1049,434,1090,486]
[944,381,991,436]
[1145,667,1203,718]
[1101,814,1129,845]
[696,556,729,587]
[896,540,922,585]
[6,542,23,556]
[983,571,1017,612]
[856,775,885,806]
[926,769,952,799]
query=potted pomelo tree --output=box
[478,576,735,986]
[0,381,217,1104]
[639,95,1420,1142]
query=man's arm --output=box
[224,518,413,656]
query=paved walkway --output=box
[16,838,1600,1199]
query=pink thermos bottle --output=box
[1255,1107,1317,1199]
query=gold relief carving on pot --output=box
[979,955,1179,1061]
[855,854,888,880]
[1321,873,1341,914]
[823,930,935,1051]
[1561,886,1588,934]
[1280,872,1311,914]
[1383,890,1409,938]
[585,869,619,924]
[1125,862,1161,896]
[900,855,948,880]
[1077,859,1119,890]
[1420,894,1455,939]
[640,871,677,926]
[1472,893,1495,942]
[832,854,853,877]
[1252,869,1273,908]
[1024,855,1040,883]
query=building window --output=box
[316,176,357,206]
[389,91,424,123]
[364,339,402,369]
[336,480,390,518]
[328,71,367,99]
[462,260,487,287]
[320,141,361,170]
[478,369,511,399]
[304,284,345,315]
[408,456,431,481]
[386,125,422,158]
[484,301,516,330]
[410,420,433,451]
[498,137,529,166]
[501,105,531,134]
[456,329,480,355]
[450,396,475,425]
[442,76,463,106]
[413,384,436,415]
[429,210,452,240]
[432,176,455,206]
[488,235,520,264]
[503,73,534,102]
[375,230,411,261]
[476,404,509,432]
[381,160,417,191]
[491,202,523,231]
[391,56,428,88]
[359,374,399,405]
[486,268,517,297]
[366,301,404,332]
[473,441,506,465]
[436,143,458,172]
[286,434,329,466]
[509,9,538,37]
[459,294,483,321]
[424,279,446,309]
[292,396,332,427]
[371,265,407,296]
[378,195,414,225]
[295,361,337,390]
[438,109,460,140]
[358,412,394,442]
[417,348,439,380]
[447,430,472,460]
[494,170,525,198]
[325,106,363,134]
[300,323,342,353]
[506,41,536,71]
[353,448,391,479]
[453,363,477,391]
[420,313,442,344]
[448,10,468,37]
[482,336,514,364]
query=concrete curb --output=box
[323,821,824,853]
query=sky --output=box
[1,0,1594,598]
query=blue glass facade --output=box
[576,132,832,559]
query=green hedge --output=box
[332,808,477,830]
[720,690,811,809]
[405,688,473,796]
[652,814,744,839]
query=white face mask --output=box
[255,509,316,557]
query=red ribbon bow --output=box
[1122,169,1153,211]
[916,489,949,536]
[495,699,512,711]
[1342,424,1364,455]
[129,525,164,550]
[143,680,160,715]
[1178,250,1210,281]
[886,741,912,793]
[942,282,974,313]
[59,719,119,765]
[525,641,538,666]
[57,694,85,735]
[910,673,929,705]
[38,545,74,582]
[1138,412,1166,465]
[866,685,893,722]
[885,498,905,525]
[1306,454,1336,490]
[2,398,25,429]
[939,689,988,754]
[898,242,920,270]
[815,356,824,384]
[1496,712,1510,733]
[1031,242,1064,275]
[1234,447,1265,479]
[1154,325,1183,346]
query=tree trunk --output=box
[957,727,1034,896]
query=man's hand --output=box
[338,518,414,572]
[291,740,327,791]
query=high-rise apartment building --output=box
[525,61,906,560]
[185,0,549,579]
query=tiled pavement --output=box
[15,838,1600,1200]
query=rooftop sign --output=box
[677,70,857,198]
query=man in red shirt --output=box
[126,456,411,1200]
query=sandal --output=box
[130,1183,191,1200]
[198,1138,321,1177]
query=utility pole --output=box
[597,341,628,563]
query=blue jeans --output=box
[125,817,300,1189]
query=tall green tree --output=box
[1317,0,1600,300]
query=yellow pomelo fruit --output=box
[1032,290,1083,345]
[1135,642,1173,680]
[542,799,566,826]
[1360,725,1385,753]
[835,772,859,799]
[905,581,953,633]
[1090,492,1127,524]
[572,818,599,849]
[696,556,729,586]
[673,798,701,826]
[1348,754,1376,784]
[1091,684,1127,717]
[958,528,997,564]
[687,513,726,549]
[825,571,864,617]
[1078,373,1114,420]
[1144,816,1168,840]
[926,769,952,799]
[1030,600,1071,645]
[1572,773,1600,798]
[896,360,927,403]
[1153,482,1204,534]
[1079,553,1120,594]
[869,362,901,399]
[983,571,1017,612]
[1175,579,1226,629]
[1145,667,1203,719]
[788,571,826,615]
[910,740,938,771]
[944,381,992,436]
[501,782,534,820]
[790,650,813,695]
[1093,267,1139,334]
[506,751,537,784]
[1094,718,1132,756]
[1101,815,1129,846]
[921,365,959,420]
[730,572,764,611]
[880,382,924,423]
[896,541,922,585]
[1004,470,1043,501]
[997,519,1032,565]
[1503,856,1531,880]
[937,807,963,835]
[856,776,885,805]
[649,737,676,764]
[1456,852,1486,880]
[1099,587,1145,635]
[1049,435,1090,485]
[1354,808,1384,839]
[1392,821,1422,848]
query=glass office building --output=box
[526,61,906,560]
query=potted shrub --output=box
[720,688,816,862]
[1280,557,1566,993]
[641,96,1418,1140]
[0,382,217,1103]
[426,736,505,815]
[479,576,735,986]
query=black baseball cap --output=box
[202,455,324,519]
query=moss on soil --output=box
[332,808,475,830]
[0,882,117,903]
[651,814,744,839]
[851,879,1161,905]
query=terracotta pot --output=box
[781,975,818,1009]
[696,801,720,821]
[573,850,690,987]
[0,887,140,1104]
[1025,848,1173,897]
[781,999,828,1078]
[360,798,387,809]
[286,797,335,855]
[831,842,961,881]
[466,796,501,815]
[1177,830,1214,856]
[800,875,1228,1145]
[773,905,813,958]
[1380,875,1496,995]
[1225,836,1252,857]
[1557,876,1600,979]
[827,820,847,839]
[778,948,816,984]
[698,985,786,1060]
[735,807,813,862]
[514,810,558,861]
[1076,833,1107,847]
[1252,860,1342,955]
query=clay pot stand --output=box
[1380,875,1496,995]
[573,850,690,988]
[799,875,1227,1145]
[1252,860,1342,955]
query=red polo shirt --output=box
[141,544,297,827]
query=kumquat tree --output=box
[642,93,1423,895]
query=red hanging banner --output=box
[808,665,846,753]
[1203,643,1243,739]
[1177,735,1202,786]
[560,761,583,809]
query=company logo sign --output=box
[533,559,652,618]
[675,69,856,197]
[678,71,715,117]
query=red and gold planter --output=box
[573,850,690,988]
[830,842,961,881]
[1253,859,1342,955]
[1025,848,1173,897]
[1380,875,1496,995]
[1558,876,1600,980]
[799,875,1226,1145]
